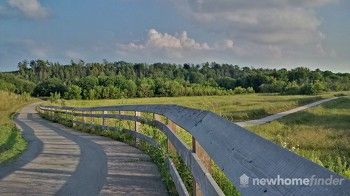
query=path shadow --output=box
[0,129,17,154]
[321,97,350,110]
[279,111,350,130]
[30,115,108,196]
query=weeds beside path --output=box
[0,91,35,164]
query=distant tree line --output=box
[0,59,349,99]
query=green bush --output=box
[0,73,35,94]
[282,81,301,95]
[259,80,286,93]
[49,92,61,103]
[64,85,82,100]
[137,78,155,97]
[233,86,246,94]
[0,79,16,92]
[246,87,255,93]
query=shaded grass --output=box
[249,97,350,178]
[0,91,35,164]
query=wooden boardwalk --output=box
[0,104,168,196]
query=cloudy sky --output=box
[0,0,349,72]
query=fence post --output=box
[115,111,119,127]
[192,137,202,196]
[49,108,53,119]
[82,111,86,123]
[119,111,124,128]
[52,108,56,121]
[90,110,93,124]
[134,111,141,145]
[153,113,161,139]
[72,109,76,127]
[102,111,107,126]
[153,113,161,121]
[167,119,177,154]
[192,136,213,196]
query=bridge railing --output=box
[38,104,349,196]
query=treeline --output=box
[1,59,349,99]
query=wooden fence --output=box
[38,104,350,196]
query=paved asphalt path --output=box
[0,103,168,196]
[236,97,339,127]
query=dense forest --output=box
[0,60,349,100]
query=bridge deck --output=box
[0,104,168,196]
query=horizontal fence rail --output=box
[38,104,350,196]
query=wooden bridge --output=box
[38,104,349,196]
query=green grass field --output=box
[249,96,350,178]
[0,91,34,164]
[62,93,339,121]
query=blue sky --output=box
[0,0,349,72]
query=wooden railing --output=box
[38,104,350,196]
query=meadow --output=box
[62,93,338,121]
[0,91,34,163]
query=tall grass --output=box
[0,91,34,163]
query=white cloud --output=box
[8,0,48,19]
[118,29,223,62]
[117,29,250,63]
[214,39,234,49]
[125,29,211,50]
[118,28,301,63]
[171,0,338,61]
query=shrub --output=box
[64,85,82,100]
[107,86,123,99]
[300,81,325,95]
[300,83,318,95]
[0,74,35,94]
[282,81,301,95]
[246,87,255,94]
[49,92,61,103]
[78,76,98,91]
[138,78,155,97]
[259,80,286,93]
[217,77,236,90]
[233,86,246,94]
[0,79,16,92]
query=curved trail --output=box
[0,103,168,196]
[236,97,339,127]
